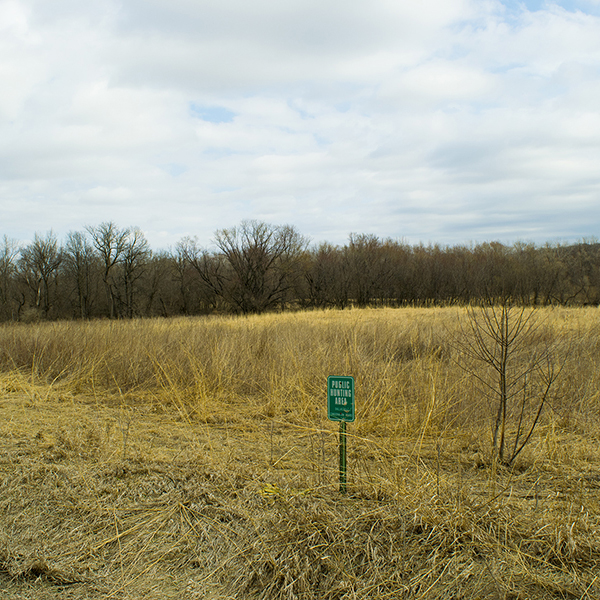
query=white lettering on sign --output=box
[331,380,351,389]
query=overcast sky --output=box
[2,0,600,249]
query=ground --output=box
[1,390,600,600]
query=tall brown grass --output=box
[1,307,600,599]
[1,307,598,439]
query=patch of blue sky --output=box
[500,0,545,12]
[553,0,600,14]
[313,134,329,147]
[162,163,188,177]
[334,101,352,113]
[500,0,598,14]
[488,61,529,73]
[189,103,236,123]
[288,102,312,120]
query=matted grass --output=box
[1,308,600,599]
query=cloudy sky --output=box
[2,0,600,249]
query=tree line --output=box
[1,220,599,321]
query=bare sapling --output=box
[457,298,562,466]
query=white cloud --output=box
[1,0,600,247]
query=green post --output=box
[327,375,354,495]
[339,421,347,494]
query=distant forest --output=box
[1,220,599,321]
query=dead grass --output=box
[1,307,600,599]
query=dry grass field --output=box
[1,307,600,599]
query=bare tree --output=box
[63,230,98,319]
[302,242,349,308]
[120,228,151,318]
[178,236,224,313]
[86,222,130,318]
[345,234,396,307]
[0,236,19,320]
[19,231,62,318]
[141,251,174,317]
[213,221,308,313]
[458,299,562,466]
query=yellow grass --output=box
[1,307,600,599]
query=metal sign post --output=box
[339,421,347,493]
[327,376,355,494]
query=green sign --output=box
[327,376,355,422]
